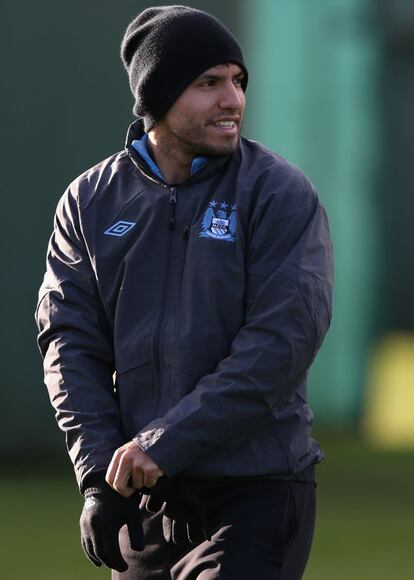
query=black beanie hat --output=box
[120,5,248,131]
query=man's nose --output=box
[219,81,244,110]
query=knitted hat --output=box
[120,5,248,131]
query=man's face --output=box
[156,63,246,158]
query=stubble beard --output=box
[166,116,242,158]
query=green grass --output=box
[2,435,413,579]
[304,434,414,579]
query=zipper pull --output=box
[183,225,190,241]
[169,187,177,230]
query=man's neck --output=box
[147,131,192,184]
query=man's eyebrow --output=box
[197,71,245,81]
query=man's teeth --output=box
[214,121,235,128]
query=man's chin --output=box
[196,136,240,157]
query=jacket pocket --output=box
[115,339,151,374]
[164,349,216,380]
[163,344,220,408]
[114,342,154,438]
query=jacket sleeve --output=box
[134,177,333,476]
[35,186,125,491]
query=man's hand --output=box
[106,440,164,497]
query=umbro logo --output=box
[104,221,136,237]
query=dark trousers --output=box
[112,479,316,580]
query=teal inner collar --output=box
[131,133,208,181]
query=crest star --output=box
[220,202,228,210]
[209,200,218,208]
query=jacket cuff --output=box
[134,419,185,476]
[79,469,107,495]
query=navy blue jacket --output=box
[36,119,333,490]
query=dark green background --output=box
[2,0,413,457]
[2,2,414,579]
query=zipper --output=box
[126,146,189,406]
[169,187,177,230]
[178,224,190,292]
[151,185,178,411]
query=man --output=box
[36,6,333,579]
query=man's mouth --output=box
[214,120,236,129]
[210,118,239,131]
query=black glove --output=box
[80,482,144,572]
[143,477,211,545]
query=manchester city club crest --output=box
[199,200,237,242]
